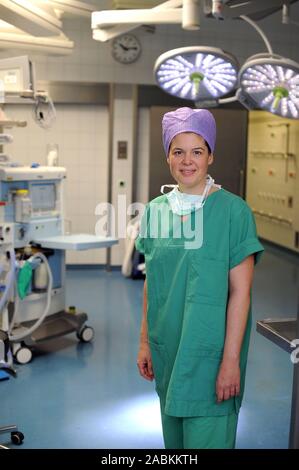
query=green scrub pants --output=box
[161,411,238,449]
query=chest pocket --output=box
[187,256,229,306]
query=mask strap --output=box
[200,175,215,207]
[161,184,177,194]
[206,175,222,190]
[202,175,214,199]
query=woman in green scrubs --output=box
[136,107,264,449]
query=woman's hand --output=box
[216,358,240,403]
[137,342,154,381]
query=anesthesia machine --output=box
[0,57,117,368]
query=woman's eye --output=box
[174,151,182,156]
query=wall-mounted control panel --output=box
[246,111,299,253]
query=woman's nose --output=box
[182,153,192,164]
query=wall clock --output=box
[112,34,142,64]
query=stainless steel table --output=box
[257,296,299,449]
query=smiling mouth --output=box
[180,169,196,176]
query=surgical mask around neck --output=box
[161,175,215,216]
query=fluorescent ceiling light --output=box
[154,46,238,101]
[0,0,62,36]
[239,53,299,119]
[0,31,74,54]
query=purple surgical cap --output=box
[162,107,216,156]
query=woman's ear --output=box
[208,153,214,165]
[166,156,170,165]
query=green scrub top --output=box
[136,188,264,418]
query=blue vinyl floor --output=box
[0,242,298,449]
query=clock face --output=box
[112,34,141,64]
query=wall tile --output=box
[3,103,109,265]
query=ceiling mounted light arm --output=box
[92,24,142,42]
[92,0,183,42]
[0,0,62,37]
[208,0,292,20]
[47,0,99,17]
[93,1,199,33]
[218,95,238,104]
[182,0,200,30]
[240,14,273,54]
[0,31,74,55]
[282,2,290,23]
[92,8,182,29]
[282,1,299,27]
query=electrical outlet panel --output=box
[246,111,299,253]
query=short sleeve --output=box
[229,200,264,270]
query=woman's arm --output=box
[137,281,154,381]
[216,255,254,402]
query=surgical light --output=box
[239,53,299,119]
[154,46,238,101]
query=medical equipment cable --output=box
[8,253,53,342]
[32,93,56,129]
[0,248,16,315]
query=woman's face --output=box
[167,132,213,194]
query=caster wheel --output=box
[77,326,94,343]
[11,431,24,445]
[15,347,32,365]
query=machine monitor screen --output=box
[31,183,56,211]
